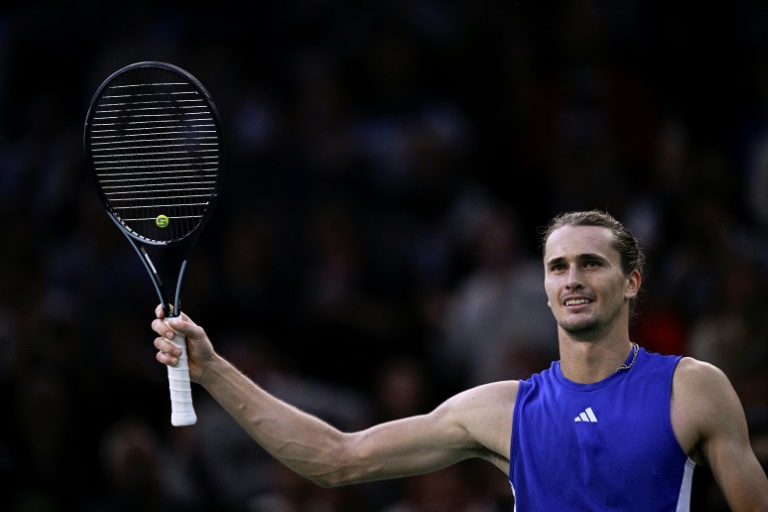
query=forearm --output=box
[198,355,348,485]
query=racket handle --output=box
[164,319,197,426]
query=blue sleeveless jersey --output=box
[509,347,695,511]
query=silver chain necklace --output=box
[616,343,639,371]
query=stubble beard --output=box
[558,299,624,340]
[559,315,602,338]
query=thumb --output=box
[164,315,199,338]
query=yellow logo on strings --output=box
[156,215,169,228]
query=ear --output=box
[625,269,641,299]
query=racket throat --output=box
[139,246,172,315]
[173,260,189,316]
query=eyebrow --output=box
[546,252,608,266]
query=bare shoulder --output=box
[673,356,734,401]
[671,356,745,461]
[672,360,768,508]
[437,380,520,472]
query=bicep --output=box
[336,411,475,485]
[674,359,768,509]
[332,381,518,486]
[705,428,768,511]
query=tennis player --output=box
[152,209,768,510]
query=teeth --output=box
[565,299,590,306]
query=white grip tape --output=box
[164,319,197,426]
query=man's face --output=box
[543,225,637,338]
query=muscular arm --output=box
[153,313,517,487]
[672,357,768,511]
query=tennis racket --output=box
[84,61,224,426]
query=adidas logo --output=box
[574,407,598,423]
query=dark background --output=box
[2,0,767,510]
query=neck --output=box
[558,336,636,384]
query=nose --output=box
[565,265,584,289]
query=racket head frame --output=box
[83,61,225,316]
[83,60,224,249]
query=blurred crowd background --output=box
[2,0,768,510]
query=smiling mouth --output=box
[564,298,591,306]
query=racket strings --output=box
[89,70,220,244]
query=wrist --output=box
[197,353,226,388]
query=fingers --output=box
[151,317,174,337]
[152,308,196,336]
[154,336,181,366]
[154,304,189,320]
[153,305,187,367]
[152,306,203,368]
[164,317,203,342]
